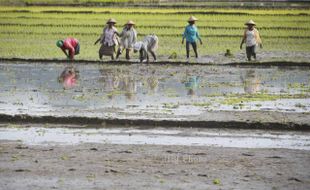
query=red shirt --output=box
[61,38,79,59]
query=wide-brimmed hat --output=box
[126,20,135,25]
[188,16,198,22]
[106,18,117,24]
[245,20,256,25]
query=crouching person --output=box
[240,20,263,61]
[56,37,80,60]
[133,34,158,63]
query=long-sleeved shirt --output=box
[61,38,79,59]
[183,25,201,43]
[120,27,137,49]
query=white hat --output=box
[133,42,143,51]
[188,16,198,22]
[245,20,256,25]
[126,20,135,25]
[106,18,117,24]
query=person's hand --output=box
[200,40,203,45]
[181,40,184,44]
[260,44,263,49]
[240,44,243,50]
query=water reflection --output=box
[0,63,309,116]
[58,66,79,89]
[241,70,261,94]
[146,70,159,95]
[184,70,201,96]
[99,68,142,101]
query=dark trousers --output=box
[246,45,256,61]
[186,41,198,58]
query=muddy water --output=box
[0,62,309,119]
[0,126,309,150]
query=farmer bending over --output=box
[240,20,263,61]
[56,37,80,60]
[182,16,202,61]
[133,34,158,63]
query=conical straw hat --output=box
[106,18,117,24]
[245,20,256,25]
[188,16,198,22]
[126,20,135,25]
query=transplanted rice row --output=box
[0,6,310,59]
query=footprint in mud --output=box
[15,169,31,172]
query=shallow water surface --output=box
[0,62,309,118]
[0,126,309,150]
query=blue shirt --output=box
[183,25,200,43]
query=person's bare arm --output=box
[61,48,69,57]
[197,30,202,45]
[240,31,246,49]
[68,46,75,60]
[94,38,101,45]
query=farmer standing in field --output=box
[133,34,158,63]
[116,20,137,60]
[182,16,203,61]
[94,18,119,60]
[56,37,80,60]
[240,20,263,61]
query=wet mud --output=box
[0,140,309,190]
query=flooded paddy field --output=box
[0,62,309,189]
[0,62,309,125]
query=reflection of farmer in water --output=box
[58,66,79,89]
[99,69,120,99]
[241,70,261,94]
[184,71,201,96]
[56,37,80,60]
[122,76,138,101]
[147,73,159,94]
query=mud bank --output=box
[0,140,309,190]
[0,112,309,130]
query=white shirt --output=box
[246,30,257,47]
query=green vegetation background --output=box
[0,1,309,60]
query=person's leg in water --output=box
[139,49,144,62]
[116,47,122,59]
[191,42,198,58]
[246,46,251,61]
[252,45,256,60]
[186,41,190,59]
[125,49,130,60]
[150,50,156,62]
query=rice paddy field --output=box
[0,4,310,60]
